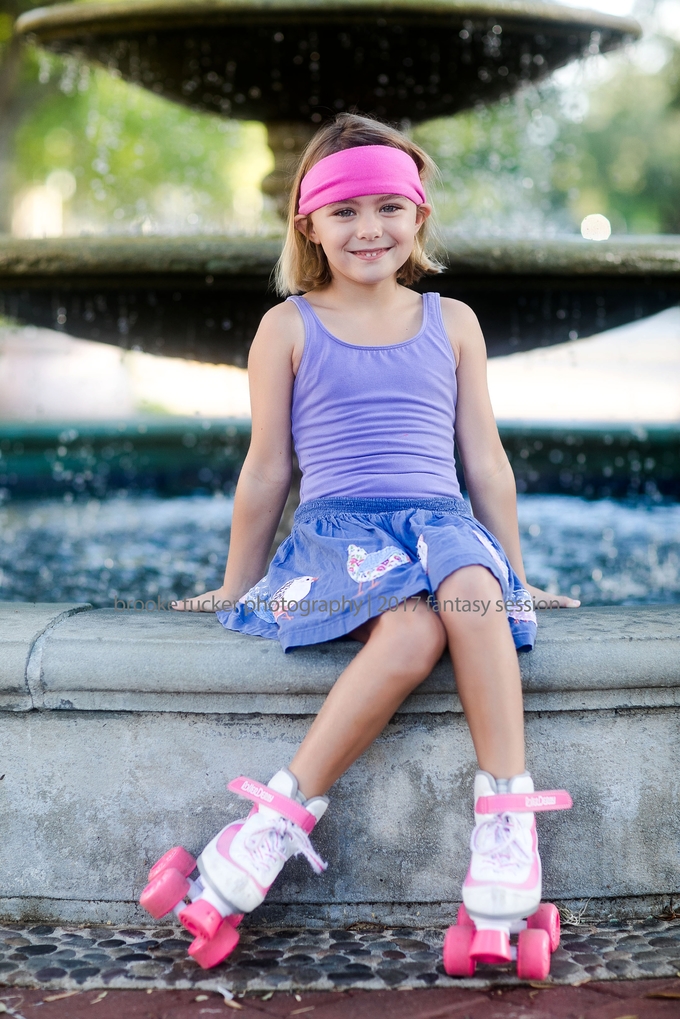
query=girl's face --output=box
[294,192,431,286]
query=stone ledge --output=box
[0,602,92,711]
[1,602,678,715]
[3,235,677,281]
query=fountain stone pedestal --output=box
[1,600,678,926]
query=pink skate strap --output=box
[228,777,317,834]
[476,790,573,814]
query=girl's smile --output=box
[350,246,393,259]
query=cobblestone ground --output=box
[1,918,679,995]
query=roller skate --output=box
[139,768,328,969]
[443,771,572,981]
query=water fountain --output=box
[7,0,677,369]
[4,3,678,545]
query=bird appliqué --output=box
[471,529,510,584]
[237,577,276,624]
[346,543,411,595]
[270,575,318,622]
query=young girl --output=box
[159,113,579,971]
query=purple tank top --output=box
[288,291,462,503]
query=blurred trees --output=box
[0,0,274,237]
[414,88,568,237]
[559,39,680,233]
[0,0,62,231]
[414,3,680,236]
[12,56,273,234]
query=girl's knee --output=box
[436,566,505,630]
[437,564,502,602]
[372,596,447,665]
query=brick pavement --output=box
[1,979,680,1019]
[2,918,680,1019]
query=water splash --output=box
[518,494,680,604]
[0,492,678,608]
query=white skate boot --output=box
[194,769,328,917]
[443,771,572,980]
[139,768,328,969]
[464,771,543,924]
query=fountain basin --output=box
[1,600,678,925]
[2,235,679,363]
[1,417,678,500]
[0,417,252,498]
[16,0,640,123]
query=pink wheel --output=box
[442,924,476,977]
[179,899,223,940]
[226,913,244,928]
[527,903,560,952]
[148,846,196,882]
[517,928,551,981]
[189,920,240,970]
[139,867,189,919]
[456,903,475,928]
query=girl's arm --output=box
[173,301,302,612]
[441,298,579,609]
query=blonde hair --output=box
[273,113,445,296]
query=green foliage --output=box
[12,48,275,234]
[413,88,567,237]
[558,43,680,233]
[0,13,13,43]
[414,24,680,237]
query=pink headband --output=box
[298,145,426,216]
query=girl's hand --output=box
[171,586,238,613]
[525,583,580,609]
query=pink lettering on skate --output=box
[228,776,318,834]
[476,790,573,814]
[239,779,274,803]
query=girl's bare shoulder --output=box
[438,296,485,365]
[252,299,304,344]
[248,298,305,375]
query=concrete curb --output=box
[0,603,92,711]
[2,603,679,715]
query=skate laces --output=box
[244,815,327,877]
[470,812,533,878]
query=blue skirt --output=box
[217,496,537,653]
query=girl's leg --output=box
[435,567,568,947]
[151,598,446,939]
[436,565,525,778]
[289,595,447,798]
